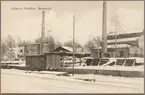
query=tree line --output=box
[1,35,102,60]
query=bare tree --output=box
[35,36,57,52]
[45,36,56,52]
[4,35,16,60]
[5,35,16,48]
[110,12,123,34]
[109,12,124,57]
[1,40,8,60]
[64,40,82,50]
[55,40,62,48]
[17,38,25,47]
[35,37,41,44]
[84,36,102,51]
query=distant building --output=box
[4,47,24,61]
[92,31,144,58]
[52,46,73,53]
[138,35,144,57]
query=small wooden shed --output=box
[26,54,46,70]
[45,53,61,70]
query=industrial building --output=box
[91,31,144,58]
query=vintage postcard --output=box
[1,1,144,93]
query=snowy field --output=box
[1,68,144,93]
[71,74,144,87]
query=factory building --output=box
[92,31,144,58]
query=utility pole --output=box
[72,15,75,76]
[102,1,107,57]
[48,30,51,52]
[41,11,45,54]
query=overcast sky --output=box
[1,1,144,45]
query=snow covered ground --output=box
[70,74,143,87]
[1,69,144,90]
[2,71,143,93]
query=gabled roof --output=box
[52,46,91,55]
[52,46,73,52]
[61,46,73,52]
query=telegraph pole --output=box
[48,30,51,52]
[41,11,45,54]
[102,1,107,57]
[72,15,75,76]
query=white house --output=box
[4,47,24,61]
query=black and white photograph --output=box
[1,1,144,93]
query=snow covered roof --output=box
[107,31,143,39]
[92,44,131,50]
[61,46,73,52]
[107,44,131,48]
[107,37,139,43]
[52,46,73,52]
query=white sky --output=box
[1,1,144,45]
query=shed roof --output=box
[52,46,73,52]
[45,52,90,57]
[61,46,73,52]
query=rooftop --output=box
[107,31,144,40]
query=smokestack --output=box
[102,1,107,57]
[41,11,45,53]
[41,11,45,41]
